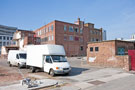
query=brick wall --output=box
[34,19,103,57]
[87,40,134,71]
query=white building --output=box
[0,25,17,54]
[116,34,135,42]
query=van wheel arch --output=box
[49,68,55,77]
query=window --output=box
[19,54,27,59]
[95,47,99,51]
[3,42,6,46]
[90,30,93,34]
[38,31,41,36]
[40,30,41,35]
[0,36,2,40]
[3,36,6,40]
[74,27,79,33]
[80,37,83,42]
[52,35,54,40]
[75,36,79,41]
[92,38,95,42]
[51,55,67,62]
[90,47,93,52]
[0,42,2,46]
[7,42,9,45]
[69,36,74,41]
[44,28,46,33]
[80,46,83,51]
[64,25,67,31]
[48,27,50,32]
[46,56,52,63]
[46,28,48,32]
[96,39,99,41]
[69,26,73,32]
[64,35,67,41]
[117,47,125,55]
[80,28,83,34]
[95,31,97,34]
[51,25,53,31]
[10,37,13,40]
[7,37,9,40]
[92,31,95,34]
[48,36,51,41]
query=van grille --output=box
[63,68,69,70]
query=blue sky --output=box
[0,0,135,40]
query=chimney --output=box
[78,18,80,22]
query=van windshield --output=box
[51,55,67,62]
[19,54,27,59]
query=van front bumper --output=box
[54,68,71,74]
[19,62,26,67]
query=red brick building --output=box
[34,18,103,56]
[87,40,135,71]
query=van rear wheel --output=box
[49,69,55,77]
[30,67,36,73]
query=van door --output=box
[44,56,53,73]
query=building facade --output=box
[0,25,17,54]
[87,40,135,71]
[35,18,103,56]
[13,29,40,50]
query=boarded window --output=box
[95,47,99,51]
[90,47,93,52]
[117,47,125,55]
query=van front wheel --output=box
[9,62,12,67]
[49,69,55,77]
[18,64,21,69]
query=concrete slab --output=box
[97,73,133,82]
[60,68,127,82]
[0,79,58,90]
[87,75,135,90]
[74,82,94,89]
[61,86,81,90]
[27,74,48,79]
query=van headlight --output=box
[56,67,63,70]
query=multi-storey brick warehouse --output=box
[35,18,103,56]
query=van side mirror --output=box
[16,54,19,59]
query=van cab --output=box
[44,55,71,76]
[7,50,27,68]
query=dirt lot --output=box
[0,57,60,86]
[0,57,89,87]
[0,58,23,86]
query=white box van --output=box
[27,44,71,76]
[7,50,27,68]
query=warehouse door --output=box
[128,50,135,71]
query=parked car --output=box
[26,44,71,76]
[7,50,27,68]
